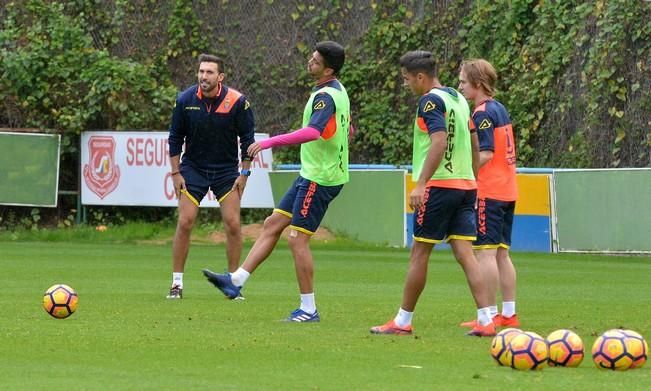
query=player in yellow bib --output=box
[203,41,351,323]
[371,51,495,337]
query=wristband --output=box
[171,171,180,176]
[240,169,251,177]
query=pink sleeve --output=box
[258,126,321,150]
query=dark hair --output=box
[399,50,437,77]
[198,53,224,73]
[315,41,345,75]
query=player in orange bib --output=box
[458,59,520,328]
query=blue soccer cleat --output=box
[286,308,320,322]
[202,269,242,299]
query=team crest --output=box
[83,136,120,199]
[423,101,436,112]
[313,100,326,110]
[479,119,492,129]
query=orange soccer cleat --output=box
[370,320,413,335]
[466,322,497,337]
[494,314,520,328]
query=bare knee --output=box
[222,216,241,238]
[263,214,288,236]
[177,214,195,232]
[287,230,310,251]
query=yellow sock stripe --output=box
[273,208,292,218]
[181,189,199,206]
[289,225,315,236]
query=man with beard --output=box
[166,54,255,299]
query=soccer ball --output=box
[546,329,584,367]
[490,328,522,366]
[592,330,634,370]
[506,331,549,370]
[43,284,78,319]
[618,329,648,369]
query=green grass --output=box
[2,239,650,390]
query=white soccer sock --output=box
[477,307,493,326]
[489,305,498,318]
[172,272,183,289]
[299,293,316,314]
[230,268,250,287]
[502,301,516,317]
[394,307,413,328]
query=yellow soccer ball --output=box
[43,284,78,319]
[490,328,522,366]
[546,329,584,367]
[507,331,548,370]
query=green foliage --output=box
[342,2,468,164]
[463,0,650,168]
[1,0,649,229]
[0,1,176,140]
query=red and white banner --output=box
[81,131,273,207]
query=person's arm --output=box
[479,150,494,167]
[235,96,256,162]
[247,93,334,157]
[473,111,495,168]
[168,94,186,198]
[410,94,447,210]
[468,118,480,178]
[233,97,256,198]
[411,132,446,210]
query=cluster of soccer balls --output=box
[491,328,648,371]
[43,284,78,319]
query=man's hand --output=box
[247,142,262,158]
[409,183,427,211]
[172,173,186,199]
[232,175,248,199]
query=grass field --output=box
[2,236,650,390]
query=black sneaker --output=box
[166,284,183,299]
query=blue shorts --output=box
[275,176,343,235]
[474,198,515,249]
[179,161,238,205]
[413,187,477,244]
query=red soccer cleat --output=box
[370,320,413,335]
[494,314,520,328]
[460,319,478,328]
[466,322,497,337]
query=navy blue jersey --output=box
[416,87,459,134]
[473,99,513,152]
[168,84,255,170]
[307,79,342,134]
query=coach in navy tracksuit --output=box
[166,53,255,299]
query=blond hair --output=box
[461,59,497,97]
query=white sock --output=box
[172,272,183,288]
[477,307,492,326]
[299,293,316,314]
[230,268,250,287]
[502,301,516,317]
[489,305,498,318]
[394,307,413,328]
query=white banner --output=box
[80,131,273,207]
